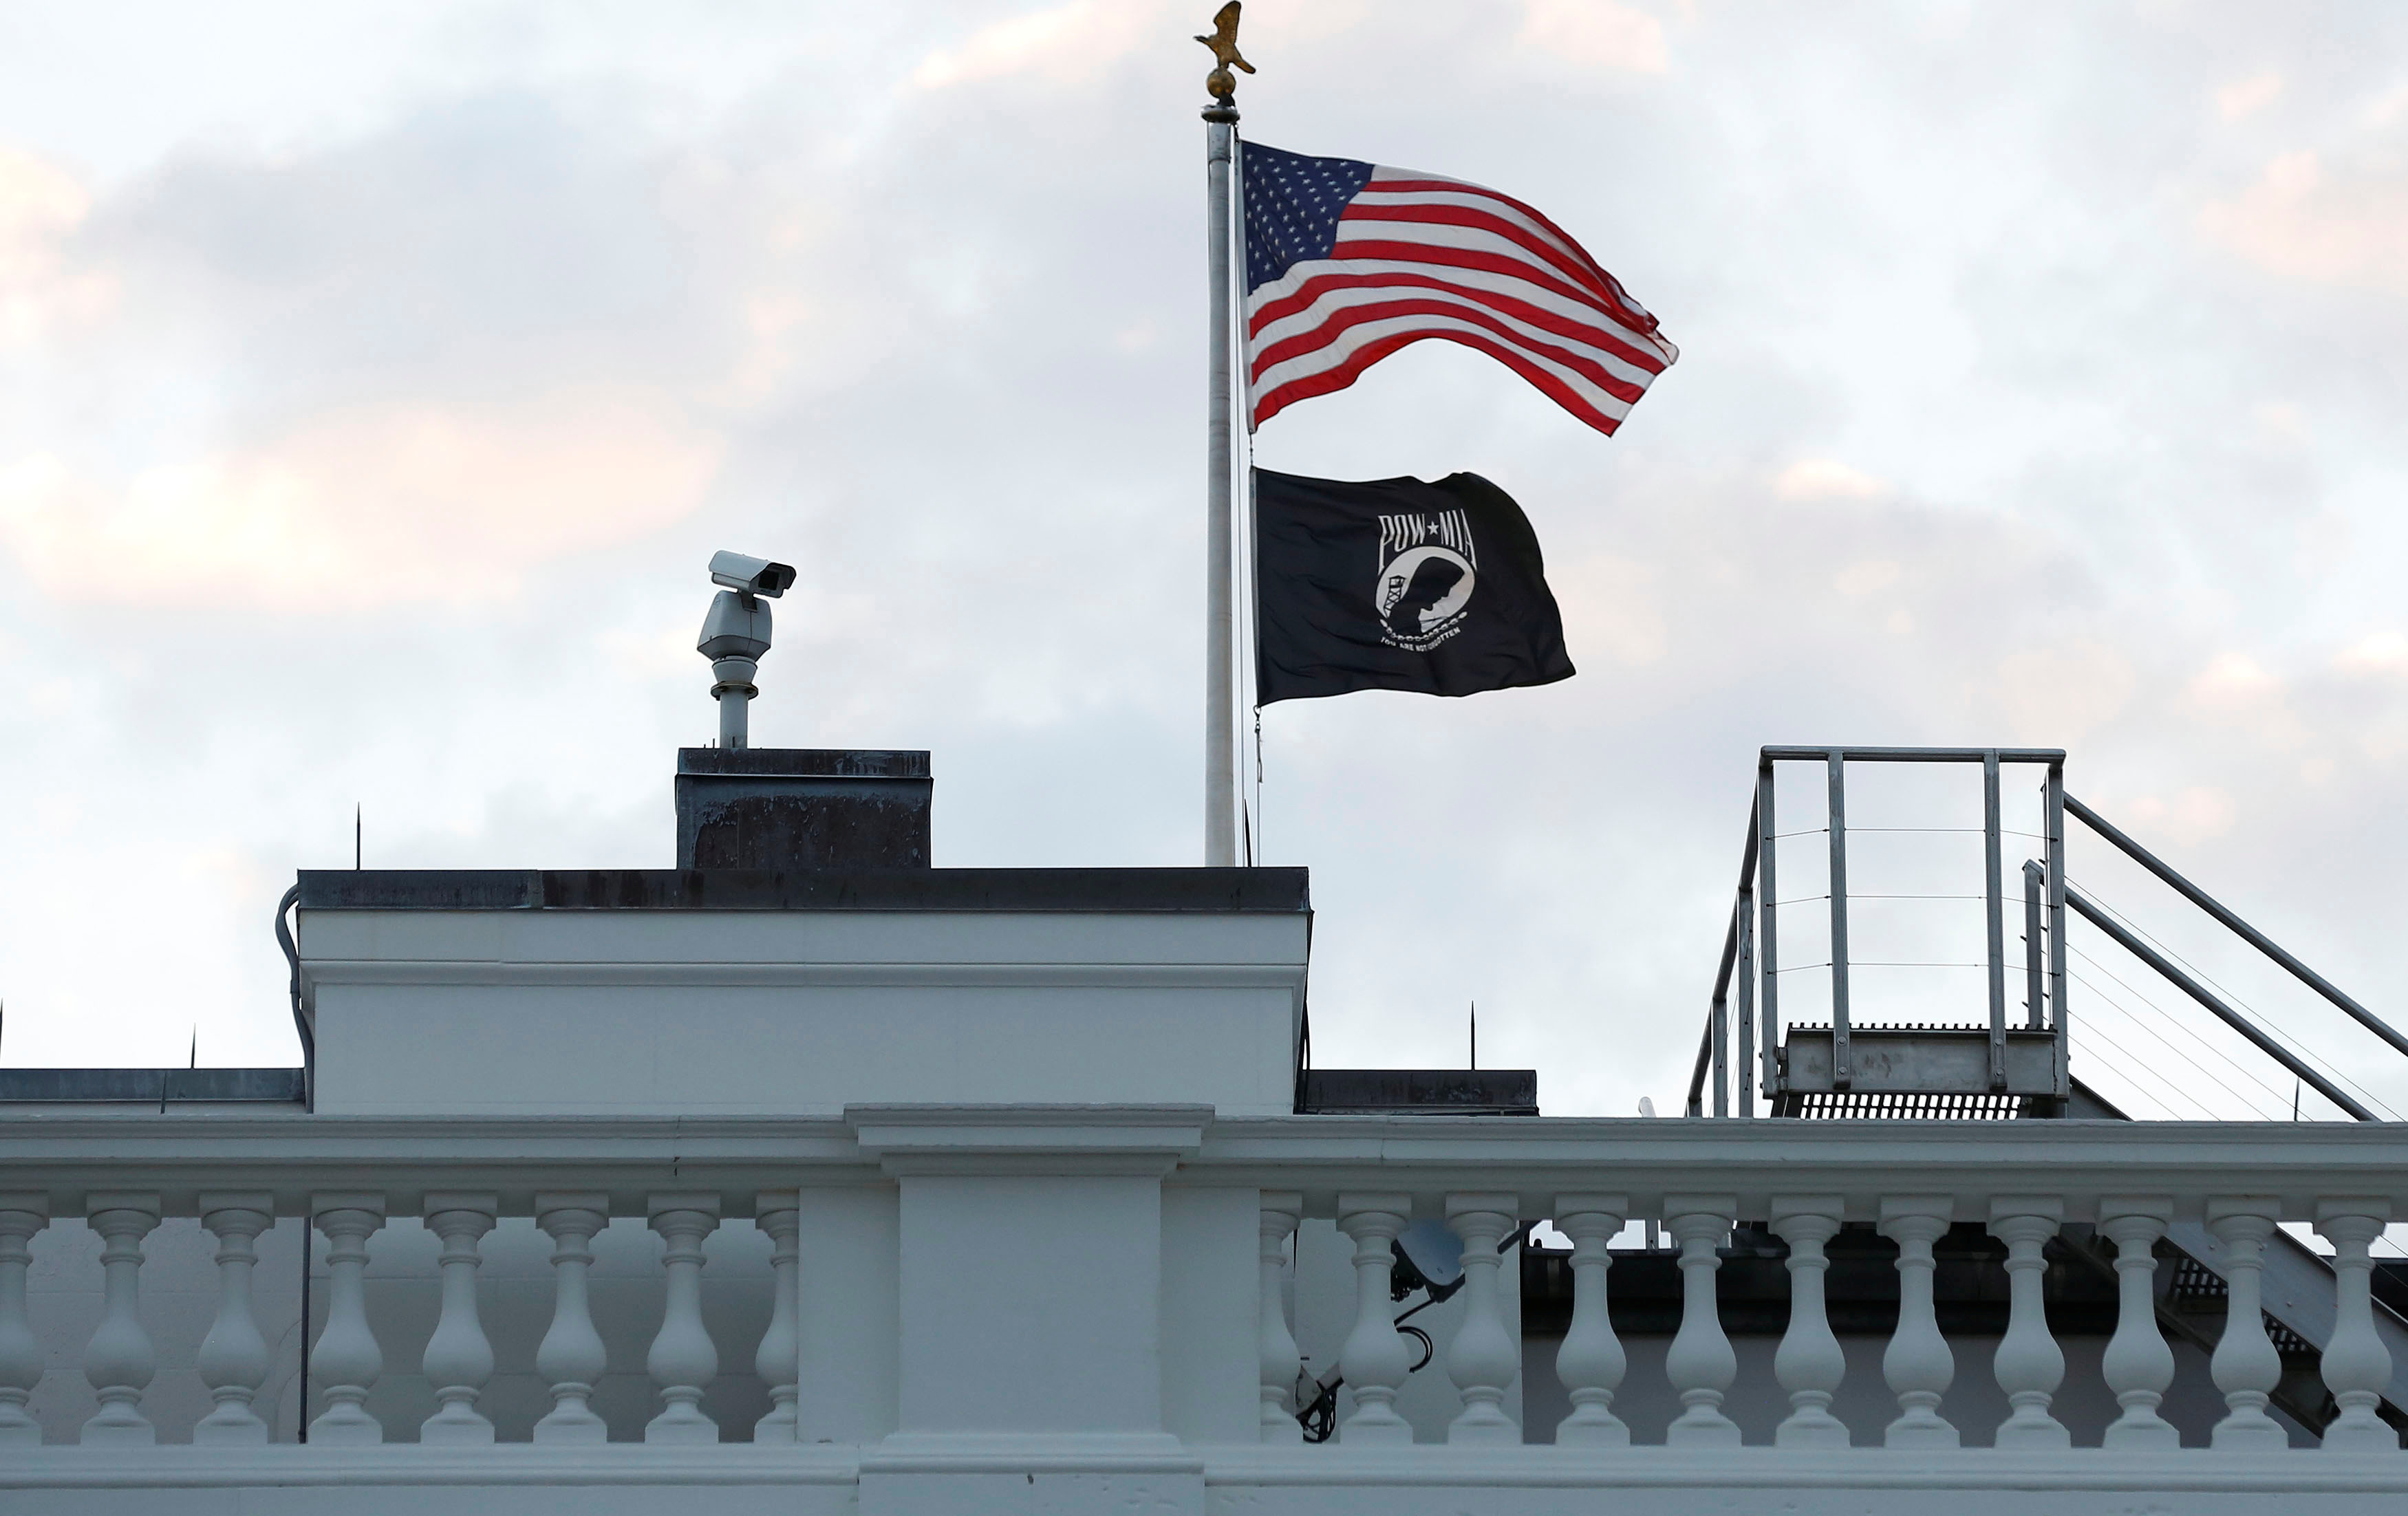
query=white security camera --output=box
[698,550,793,750]
[709,550,795,599]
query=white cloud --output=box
[911,1,1161,90]
[1518,0,1669,74]
[2215,72,2284,121]
[1774,459,1886,501]
[2200,150,2408,296]
[1995,642,2137,746]
[0,389,721,608]
[1832,558,1901,597]
[2337,631,2408,674]
[2189,651,2279,706]
[3,2,2408,1118]
[0,147,115,343]
[2124,785,2237,844]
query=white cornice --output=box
[299,959,1307,990]
[848,1103,1211,1176]
[2,1109,2402,1220]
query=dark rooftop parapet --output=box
[297,867,1310,913]
[1298,1068,1537,1116]
[0,1068,306,1104]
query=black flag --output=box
[1252,468,1574,705]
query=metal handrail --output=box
[2065,792,2408,1063]
[1688,748,2407,1122]
[1692,747,2066,1116]
[1688,796,1759,1117]
[2064,885,2378,1122]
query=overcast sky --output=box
[3,1,2407,1123]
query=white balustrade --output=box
[193,1192,275,1444]
[2206,1197,2286,1451]
[81,1191,161,1445]
[1880,1196,1957,1448]
[1335,1192,1412,1445]
[420,1193,499,1444]
[1989,1197,2068,1449]
[533,1193,611,1444]
[1257,1191,1303,1444]
[753,1190,802,1444]
[646,1192,722,1444]
[2314,1198,2398,1453]
[1443,1193,1520,1444]
[0,1193,45,1447]
[1662,1195,1739,1446]
[1550,1193,1628,1447]
[308,1193,388,1445]
[1,1115,2406,1475]
[2098,1197,2177,1449]
[1770,1195,1847,1448]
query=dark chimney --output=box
[674,748,932,870]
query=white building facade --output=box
[3,759,2405,1513]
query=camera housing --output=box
[698,549,793,751]
[709,550,795,598]
[698,591,772,664]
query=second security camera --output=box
[709,550,795,599]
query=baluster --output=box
[1443,1193,1520,1444]
[646,1192,722,1443]
[1258,1191,1303,1443]
[1770,1195,1847,1447]
[2098,1197,2176,1449]
[2205,1198,2286,1450]
[2314,1198,2398,1452]
[1551,1193,1628,1447]
[420,1193,498,1444]
[0,1194,46,1447]
[308,1193,387,1444]
[1878,1196,1957,1447]
[194,1192,275,1444]
[1663,1195,1740,1446]
[754,1190,802,1444]
[80,1191,161,1444]
[1989,1197,2067,1448]
[534,1193,610,1444]
[1335,1192,1412,1444]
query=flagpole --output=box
[1201,80,1239,865]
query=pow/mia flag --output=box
[1253,468,1574,705]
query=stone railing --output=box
[1206,1115,2407,1458]
[2,1109,2403,1513]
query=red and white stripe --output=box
[1245,165,1677,435]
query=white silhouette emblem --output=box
[1374,509,1478,652]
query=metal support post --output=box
[2022,858,2046,1030]
[1756,761,1781,1103]
[1709,905,1734,1118]
[1983,750,2006,1089]
[1826,750,1851,1089]
[2043,761,2069,1098]
[1736,883,1756,1118]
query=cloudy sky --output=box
[3,0,2407,1125]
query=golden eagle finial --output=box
[1196,2,1253,107]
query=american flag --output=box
[1241,142,1677,436]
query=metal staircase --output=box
[1681,743,2408,1437]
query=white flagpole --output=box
[1202,87,1239,865]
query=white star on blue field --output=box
[1243,143,1374,292]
